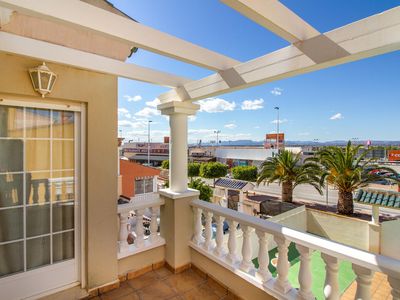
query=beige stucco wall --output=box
[0,52,118,289]
[306,209,369,251]
[381,219,400,259]
[118,246,165,275]
[191,249,275,300]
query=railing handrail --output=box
[191,199,400,277]
[118,193,164,214]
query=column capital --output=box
[157,101,199,116]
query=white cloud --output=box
[123,95,142,102]
[330,113,343,120]
[118,107,131,119]
[189,115,197,122]
[271,118,288,124]
[135,107,161,118]
[118,120,146,129]
[198,98,236,113]
[224,123,237,129]
[146,98,161,107]
[241,98,264,110]
[188,129,216,135]
[271,87,283,96]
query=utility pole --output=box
[147,120,152,165]
[274,107,279,151]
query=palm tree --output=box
[257,150,323,202]
[310,141,399,215]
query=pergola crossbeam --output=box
[0,32,192,87]
[0,0,240,71]
[158,6,400,103]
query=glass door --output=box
[0,102,81,299]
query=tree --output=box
[161,160,169,169]
[257,150,322,202]
[200,162,228,186]
[188,163,201,180]
[188,178,213,202]
[232,166,258,182]
[311,141,400,215]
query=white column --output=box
[135,209,145,248]
[238,190,244,212]
[118,212,129,252]
[226,219,238,264]
[388,276,400,300]
[352,264,373,300]
[240,225,254,273]
[214,215,225,257]
[296,245,314,300]
[274,235,292,293]
[193,207,203,245]
[321,253,340,300]
[255,230,272,283]
[159,101,199,193]
[149,206,160,242]
[203,210,214,251]
[371,205,380,225]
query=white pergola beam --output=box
[0,0,240,71]
[221,0,320,43]
[0,32,192,87]
[158,6,400,103]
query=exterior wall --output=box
[191,249,275,300]
[0,52,118,289]
[118,246,165,275]
[381,219,400,259]
[119,160,160,197]
[306,209,369,251]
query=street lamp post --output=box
[214,130,221,147]
[147,120,152,165]
[274,107,279,151]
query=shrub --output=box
[161,160,169,169]
[232,165,258,182]
[188,162,201,179]
[188,178,213,202]
[200,162,228,186]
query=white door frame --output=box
[0,98,86,299]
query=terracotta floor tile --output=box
[164,269,206,294]
[181,284,220,300]
[155,267,174,279]
[115,293,140,300]
[137,280,177,300]
[100,283,134,300]
[202,279,228,298]
[127,271,159,291]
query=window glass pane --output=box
[25,108,51,138]
[26,204,50,237]
[26,172,50,205]
[27,236,50,270]
[52,111,74,139]
[0,241,24,277]
[52,140,74,170]
[0,139,23,172]
[51,170,74,201]
[145,179,153,193]
[135,179,144,194]
[0,173,23,208]
[26,140,50,171]
[53,201,74,232]
[0,106,24,138]
[53,231,74,263]
[0,208,23,243]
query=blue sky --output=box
[113,0,400,143]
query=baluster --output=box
[203,210,214,251]
[255,230,272,283]
[388,276,400,300]
[226,219,238,264]
[213,215,225,257]
[66,179,73,199]
[149,206,160,242]
[240,225,254,273]
[44,180,50,202]
[32,181,39,204]
[118,212,129,252]
[321,253,340,300]
[273,235,292,293]
[55,181,62,200]
[352,264,373,300]
[193,207,203,245]
[296,245,314,300]
[135,209,145,248]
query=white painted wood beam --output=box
[0,31,192,87]
[221,0,320,43]
[0,0,240,71]
[158,6,400,103]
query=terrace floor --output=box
[341,272,393,300]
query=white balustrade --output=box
[240,225,254,273]
[296,245,314,300]
[117,192,165,259]
[189,199,400,300]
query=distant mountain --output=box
[190,140,400,147]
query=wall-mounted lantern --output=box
[28,62,57,97]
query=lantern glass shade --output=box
[28,63,57,97]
